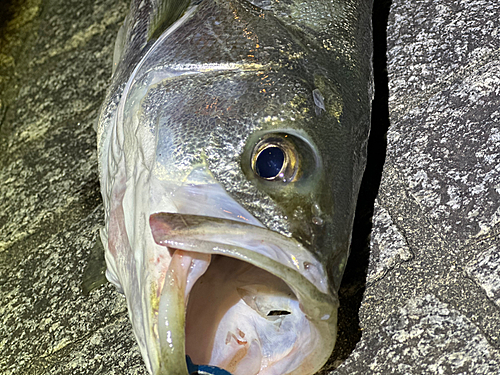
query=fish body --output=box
[97,0,373,374]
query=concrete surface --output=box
[333,0,500,373]
[0,0,147,373]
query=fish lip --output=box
[149,212,338,375]
[149,212,337,304]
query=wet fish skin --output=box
[97,0,372,374]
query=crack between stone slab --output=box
[366,230,415,288]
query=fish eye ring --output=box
[251,135,299,183]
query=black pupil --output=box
[256,147,285,178]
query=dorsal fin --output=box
[148,0,193,41]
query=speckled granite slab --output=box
[333,0,500,373]
[0,0,147,373]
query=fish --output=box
[96,0,373,374]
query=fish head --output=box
[99,1,372,374]
[104,67,369,375]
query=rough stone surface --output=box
[467,244,500,308]
[335,295,500,375]
[367,200,413,284]
[386,58,500,248]
[0,0,147,374]
[332,0,500,373]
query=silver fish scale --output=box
[97,4,373,373]
[141,70,312,236]
[100,0,373,279]
[135,1,328,75]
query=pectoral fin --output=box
[81,235,108,296]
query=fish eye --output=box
[256,146,284,178]
[251,135,299,183]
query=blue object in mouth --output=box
[186,355,233,375]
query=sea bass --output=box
[97,0,372,374]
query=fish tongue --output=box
[157,249,210,375]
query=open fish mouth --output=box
[100,157,341,374]
[143,209,338,375]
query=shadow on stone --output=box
[0,0,15,31]
[320,0,393,372]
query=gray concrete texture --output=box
[333,0,500,373]
[0,0,499,374]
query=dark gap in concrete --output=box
[0,0,15,31]
[323,0,393,371]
